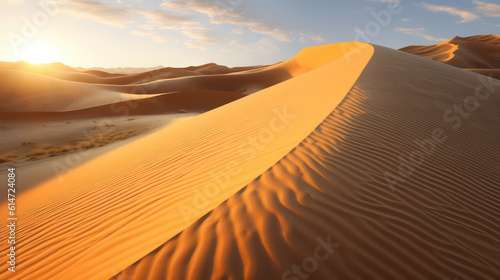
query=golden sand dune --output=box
[112,45,500,280]
[0,42,374,280]
[401,34,500,79]
[1,40,499,280]
[0,58,292,170]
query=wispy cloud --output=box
[299,33,325,43]
[41,1,196,30]
[133,9,196,29]
[255,37,279,53]
[182,29,220,44]
[231,28,245,35]
[38,0,325,53]
[131,29,168,43]
[418,3,479,23]
[394,27,447,42]
[161,0,292,42]
[229,40,243,48]
[218,37,280,54]
[474,1,500,17]
[40,1,195,43]
[41,0,133,27]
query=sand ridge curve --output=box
[113,44,500,280]
[0,42,374,280]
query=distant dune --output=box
[0,61,267,85]
[400,34,500,79]
[0,61,290,115]
[0,38,499,280]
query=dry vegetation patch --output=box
[0,130,141,163]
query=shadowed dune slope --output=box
[0,42,374,280]
[400,34,500,79]
[113,45,500,280]
[0,90,245,121]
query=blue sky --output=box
[0,0,498,68]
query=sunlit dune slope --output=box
[0,42,374,280]
[114,45,500,280]
[401,34,500,79]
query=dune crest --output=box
[0,42,374,280]
[114,44,500,280]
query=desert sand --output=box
[112,42,500,280]
[0,37,499,280]
[401,34,500,79]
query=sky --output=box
[0,0,499,68]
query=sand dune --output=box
[401,34,500,78]
[0,42,374,280]
[112,45,500,280]
[0,61,266,85]
[0,114,199,197]
[0,50,296,175]
[0,90,244,121]
[0,61,290,115]
[0,39,499,280]
[0,69,160,112]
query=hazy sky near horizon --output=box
[0,0,498,68]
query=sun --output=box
[19,42,61,64]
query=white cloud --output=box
[474,1,500,17]
[394,27,447,42]
[418,3,479,23]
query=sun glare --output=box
[19,42,61,64]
